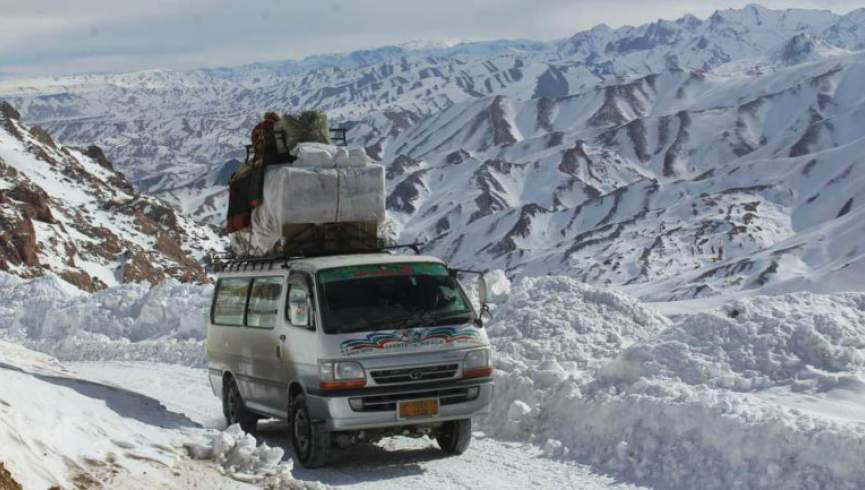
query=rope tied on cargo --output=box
[335,168,342,222]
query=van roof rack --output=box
[329,128,348,146]
[211,242,425,273]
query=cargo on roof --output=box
[225,111,386,258]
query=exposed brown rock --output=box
[121,251,167,285]
[82,145,113,170]
[386,155,420,179]
[127,199,181,235]
[0,215,39,268]
[155,233,186,263]
[59,270,106,292]
[134,212,161,235]
[445,149,471,165]
[78,146,134,193]
[560,141,590,175]
[0,101,20,121]
[164,264,208,283]
[386,169,429,214]
[29,126,57,149]
[0,157,17,178]
[0,104,211,290]
[88,227,123,257]
[0,103,21,138]
[63,241,77,266]
[4,183,54,223]
[0,461,22,490]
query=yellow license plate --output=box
[398,399,439,418]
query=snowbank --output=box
[482,275,670,439]
[0,339,196,489]
[484,282,865,489]
[0,273,212,366]
[187,424,325,489]
[600,292,865,391]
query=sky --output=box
[0,0,862,77]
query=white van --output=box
[206,253,494,467]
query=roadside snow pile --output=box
[0,339,197,489]
[0,273,212,366]
[496,289,865,489]
[482,275,670,439]
[600,292,865,391]
[187,425,326,489]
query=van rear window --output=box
[213,278,250,326]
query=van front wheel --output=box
[437,419,472,455]
[291,394,330,468]
[223,377,259,433]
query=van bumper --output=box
[305,378,493,431]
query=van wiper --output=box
[428,311,475,326]
[392,308,438,331]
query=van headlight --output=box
[319,361,367,390]
[463,348,493,379]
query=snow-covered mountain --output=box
[383,52,865,300]
[0,102,220,290]
[1,5,862,192]
[2,5,865,300]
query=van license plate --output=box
[398,399,439,418]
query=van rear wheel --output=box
[291,393,331,468]
[223,377,259,433]
[437,419,472,455]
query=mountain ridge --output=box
[2,4,865,300]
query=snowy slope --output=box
[0,102,221,290]
[2,5,865,300]
[4,6,864,300]
[1,5,863,198]
[378,51,865,300]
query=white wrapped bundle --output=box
[232,162,385,256]
[291,143,371,168]
[291,142,337,168]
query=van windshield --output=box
[317,262,476,334]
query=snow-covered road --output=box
[68,361,644,489]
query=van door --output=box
[241,275,287,416]
[282,271,320,406]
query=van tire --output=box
[436,419,472,455]
[223,377,259,434]
[291,393,330,468]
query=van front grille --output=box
[370,364,459,384]
[350,387,476,412]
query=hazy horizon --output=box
[1,0,862,78]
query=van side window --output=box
[213,278,250,326]
[246,277,283,329]
[286,273,316,329]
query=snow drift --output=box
[485,277,865,489]
[6,264,865,489]
[186,424,325,489]
[0,339,197,489]
[0,272,212,366]
[482,275,670,439]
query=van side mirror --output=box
[477,275,492,323]
[288,288,310,327]
[477,275,489,305]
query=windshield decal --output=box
[320,263,448,284]
[340,326,482,355]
